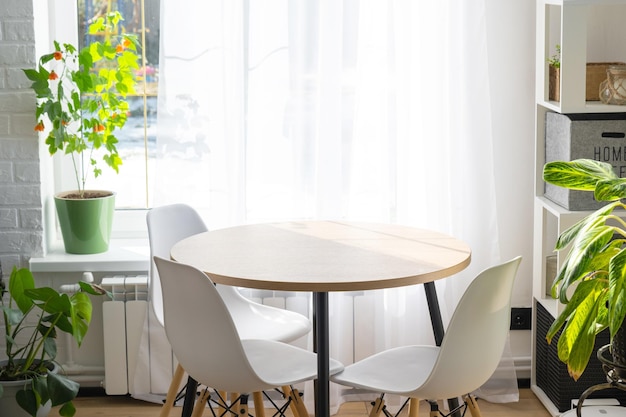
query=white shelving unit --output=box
[536,0,626,114]
[533,1,626,415]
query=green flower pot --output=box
[54,190,116,254]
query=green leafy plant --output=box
[543,158,626,380]
[23,11,140,199]
[0,267,110,416]
[548,44,561,69]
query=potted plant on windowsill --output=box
[0,266,110,417]
[543,158,626,380]
[23,11,140,254]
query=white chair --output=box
[146,204,312,417]
[331,256,522,417]
[153,256,344,417]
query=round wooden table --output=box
[170,220,471,417]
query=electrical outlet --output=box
[510,307,532,330]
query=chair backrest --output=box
[417,256,522,400]
[153,256,268,393]
[146,203,208,325]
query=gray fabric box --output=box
[545,112,626,211]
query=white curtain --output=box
[146,0,519,411]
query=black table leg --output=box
[313,291,330,417]
[424,281,461,417]
[181,376,198,417]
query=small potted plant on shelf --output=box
[548,44,560,102]
[23,11,140,254]
[0,266,110,417]
[543,158,626,380]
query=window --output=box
[74,0,160,210]
[46,0,160,240]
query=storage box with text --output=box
[545,112,626,211]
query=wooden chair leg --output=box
[282,386,299,417]
[408,397,420,417]
[253,391,266,417]
[218,391,227,416]
[159,363,186,417]
[287,386,309,417]
[191,388,211,417]
[369,397,385,417]
[231,392,240,405]
[465,395,482,417]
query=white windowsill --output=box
[29,239,150,273]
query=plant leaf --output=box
[78,281,110,298]
[47,372,79,407]
[1,305,24,326]
[26,289,71,316]
[59,400,76,417]
[556,282,604,380]
[608,249,626,339]
[547,279,605,344]
[43,337,58,360]
[16,387,38,417]
[543,159,618,190]
[595,178,626,201]
[69,292,92,346]
[33,374,50,405]
[9,267,35,313]
[555,223,613,303]
[554,202,618,250]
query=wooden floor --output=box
[50,389,551,417]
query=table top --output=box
[170,221,471,292]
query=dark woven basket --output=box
[535,302,626,412]
[610,320,626,379]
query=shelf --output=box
[537,195,593,217]
[29,239,149,273]
[537,99,626,114]
[536,0,626,113]
[533,1,626,412]
[531,385,561,417]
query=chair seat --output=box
[244,339,344,388]
[331,345,439,395]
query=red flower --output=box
[123,39,131,48]
[48,70,58,80]
[93,124,105,133]
[34,121,45,132]
[53,51,62,60]
[116,44,124,53]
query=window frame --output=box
[41,0,150,249]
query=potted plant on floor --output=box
[0,266,110,417]
[543,158,626,380]
[23,11,140,254]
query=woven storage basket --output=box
[611,319,626,379]
[587,62,626,101]
[535,302,626,412]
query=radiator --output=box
[101,275,149,396]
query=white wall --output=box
[485,0,536,371]
[0,0,43,271]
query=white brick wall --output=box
[0,0,43,273]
